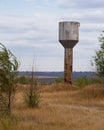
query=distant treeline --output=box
[18,71,96,80]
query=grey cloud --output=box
[26,0,104,10]
[58,0,104,9]
[0,13,56,48]
[0,14,59,58]
[60,9,104,23]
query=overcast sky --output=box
[0,0,104,71]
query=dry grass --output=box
[0,83,104,130]
[80,84,104,98]
[39,83,76,92]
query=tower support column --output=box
[64,48,73,84]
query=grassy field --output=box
[0,83,104,130]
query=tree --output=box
[93,31,104,77]
[0,43,19,115]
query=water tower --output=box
[59,21,80,84]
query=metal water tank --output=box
[59,21,80,48]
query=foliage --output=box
[17,76,29,84]
[17,76,37,85]
[74,77,89,88]
[24,60,40,108]
[55,77,64,83]
[89,77,104,84]
[93,31,104,77]
[0,43,19,115]
[74,76,104,88]
[24,89,41,108]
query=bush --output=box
[17,76,29,84]
[17,76,37,85]
[55,77,64,83]
[24,89,41,108]
[74,76,104,89]
[89,77,104,84]
[75,77,89,88]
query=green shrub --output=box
[24,88,41,108]
[17,76,28,84]
[89,77,104,84]
[74,76,104,89]
[55,77,64,83]
[17,76,37,85]
[75,77,89,88]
